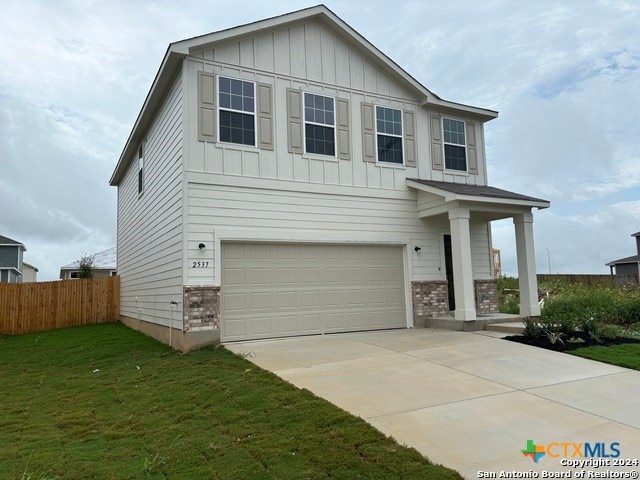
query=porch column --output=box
[514,211,541,316]
[448,208,476,321]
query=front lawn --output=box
[570,343,640,370]
[0,324,461,479]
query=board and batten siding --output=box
[117,73,184,327]
[184,20,488,190]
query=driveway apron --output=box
[225,329,640,479]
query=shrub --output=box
[522,317,542,338]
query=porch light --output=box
[199,243,206,251]
[414,246,421,252]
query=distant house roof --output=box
[60,246,117,271]
[0,235,26,250]
[23,262,38,272]
[606,255,640,267]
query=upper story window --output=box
[218,77,256,147]
[443,118,466,171]
[137,144,144,195]
[304,93,335,156]
[375,106,403,164]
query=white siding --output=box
[470,218,492,279]
[183,174,457,286]
[117,73,184,327]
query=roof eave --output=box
[424,97,499,122]
[406,179,550,210]
[109,48,186,186]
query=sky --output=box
[1,0,639,281]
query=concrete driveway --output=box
[225,329,640,479]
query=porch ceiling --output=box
[407,178,550,220]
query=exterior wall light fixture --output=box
[199,243,206,251]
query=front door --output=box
[443,235,455,311]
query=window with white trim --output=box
[443,118,466,171]
[304,93,335,156]
[218,77,256,146]
[375,106,403,164]
[137,144,144,195]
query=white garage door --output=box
[221,243,406,341]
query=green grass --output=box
[569,343,640,371]
[0,324,461,480]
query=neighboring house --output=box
[606,231,640,286]
[22,262,39,282]
[0,235,26,283]
[59,247,117,280]
[109,5,549,349]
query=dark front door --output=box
[444,235,455,311]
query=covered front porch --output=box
[407,178,550,325]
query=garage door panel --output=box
[345,267,363,282]
[326,312,345,330]
[302,313,322,332]
[250,292,271,309]
[300,267,319,283]
[387,267,404,282]
[249,268,270,285]
[346,311,366,328]
[276,291,297,308]
[325,267,342,283]
[250,317,272,335]
[276,268,296,283]
[301,290,320,307]
[221,243,407,341]
[223,293,245,311]
[277,315,298,333]
[346,289,366,305]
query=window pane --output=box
[376,106,402,137]
[219,77,254,113]
[304,93,334,127]
[219,92,231,109]
[444,144,466,171]
[305,124,335,156]
[443,118,465,146]
[377,134,403,164]
[231,95,243,111]
[219,110,255,146]
[219,77,230,93]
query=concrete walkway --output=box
[225,329,640,479]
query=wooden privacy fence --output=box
[537,274,616,287]
[0,276,120,335]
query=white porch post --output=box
[448,208,476,321]
[514,211,541,317]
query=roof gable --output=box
[110,5,498,186]
[0,235,25,250]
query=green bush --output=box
[522,317,542,338]
[542,283,640,326]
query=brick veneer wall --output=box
[411,280,450,317]
[183,286,221,332]
[474,279,499,314]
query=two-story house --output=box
[110,5,549,350]
[0,235,26,283]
